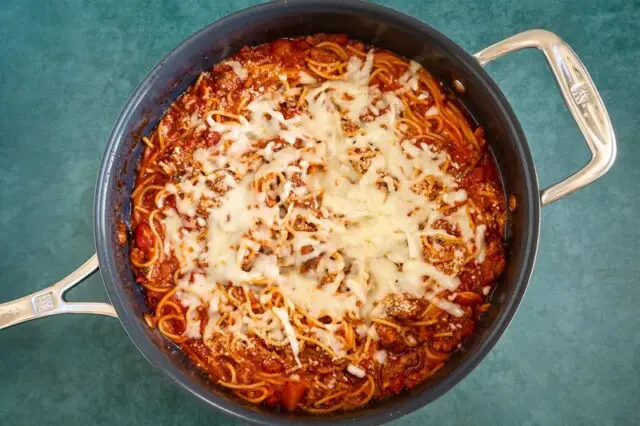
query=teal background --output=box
[1,0,638,424]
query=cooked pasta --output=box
[129,34,506,413]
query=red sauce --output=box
[129,34,506,413]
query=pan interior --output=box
[96,2,540,424]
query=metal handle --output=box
[474,29,617,206]
[0,254,117,330]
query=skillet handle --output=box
[474,29,616,206]
[0,254,117,330]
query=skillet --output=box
[0,1,615,424]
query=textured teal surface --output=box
[1,0,638,424]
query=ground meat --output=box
[342,119,359,135]
[429,314,474,353]
[348,147,378,174]
[380,350,424,394]
[281,103,302,119]
[203,130,221,148]
[301,256,320,274]
[411,175,443,200]
[309,46,338,63]
[292,216,317,232]
[209,69,242,94]
[241,249,257,272]
[421,234,459,269]
[376,324,406,352]
[431,337,458,353]
[320,273,337,286]
[258,354,284,374]
[197,197,220,216]
[375,170,399,192]
[206,172,233,194]
[403,346,446,388]
[385,294,424,321]
[148,257,179,288]
[293,193,320,209]
[478,240,506,283]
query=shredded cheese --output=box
[225,60,248,80]
[346,364,366,378]
[273,307,301,365]
[374,349,388,364]
[159,49,489,361]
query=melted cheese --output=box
[312,326,347,359]
[272,307,301,365]
[160,49,489,360]
[346,364,366,378]
[225,60,247,80]
[374,349,388,364]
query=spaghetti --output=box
[129,34,506,413]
